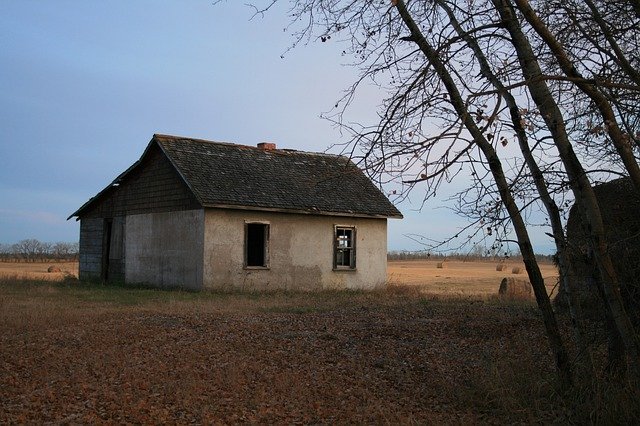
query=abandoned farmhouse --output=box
[69,134,403,290]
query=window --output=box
[334,226,356,269]
[245,222,269,268]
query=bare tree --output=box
[224,0,640,382]
[52,242,78,260]
[508,0,640,375]
[3,239,77,262]
[392,0,572,386]
[13,239,43,262]
[492,0,639,379]
[433,0,594,374]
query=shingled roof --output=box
[71,134,402,219]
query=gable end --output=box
[73,142,201,219]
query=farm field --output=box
[0,259,559,298]
[0,261,629,423]
[0,280,559,424]
[0,261,78,281]
[387,259,559,297]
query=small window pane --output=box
[334,227,355,269]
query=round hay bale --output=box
[499,277,533,300]
[495,263,505,271]
[511,266,521,274]
[47,266,62,273]
[436,262,446,269]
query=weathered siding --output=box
[78,218,104,281]
[82,143,200,219]
[78,216,126,282]
[202,209,387,290]
[125,210,204,290]
[108,216,126,281]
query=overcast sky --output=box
[0,1,555,254]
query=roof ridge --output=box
[153,133,240,148]
[153,133,344,159]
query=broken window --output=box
[334,226,356,269]
[245,222,269,268]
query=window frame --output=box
[333,225,356,271]
[244,221,270,269]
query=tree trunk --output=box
[493,0,640,379]
[393,0,572,388]
[589,260,627,375]
[436,0,594,378]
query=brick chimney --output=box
[257,142,276,150]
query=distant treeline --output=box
[387,250,554,263]
[0,239,79,262]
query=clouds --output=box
[0,209,61,226]
[0,208,76,243]
[0,1,355,244]
[0,1,556,253]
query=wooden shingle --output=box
[70,134,403,219]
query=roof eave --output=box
[200,202,403,219]
[66,158,143,220]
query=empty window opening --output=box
[246,223,269,267]
[334,226,356,269]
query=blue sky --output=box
[0,1,555,253]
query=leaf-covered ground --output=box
[1,281,566,424]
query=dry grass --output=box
[0,261,78,281]
[387,259,558,298]
[1,262,637,423]
[0,277,549,423]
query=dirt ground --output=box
[3,260,636,423]
[0,279,565,424]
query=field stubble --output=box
[0,261,79,281]
[387,259,559,297]
[1,259,558,298]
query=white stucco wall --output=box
[125,209,204,290]
[202,209,388,290]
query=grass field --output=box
[387,259,559,297]
[0,259,559,298]
[0,261,79,281]
[0,261,636,423]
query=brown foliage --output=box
[0,279,560,424]
[1,279,637,423]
